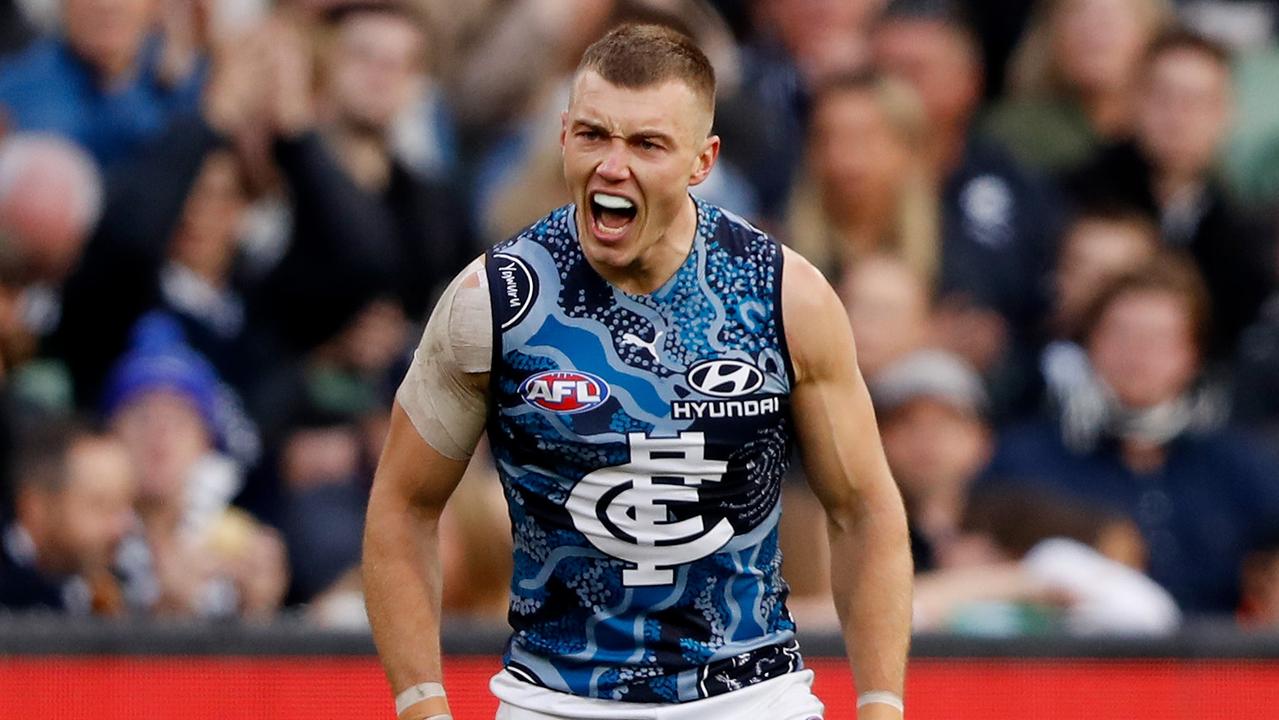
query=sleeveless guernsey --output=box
[485,198,801,703]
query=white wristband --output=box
[857,690,904,713]
[394,681,446,715]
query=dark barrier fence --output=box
[3,617,1279,719]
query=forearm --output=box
[827,488,913,706]
[363,491,448,695]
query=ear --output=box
[688,134,721,187]
[560,111,569,151]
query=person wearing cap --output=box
[871,348,992,572]
[873,350,1181,635]
[103,312,285,619]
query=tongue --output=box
[597,207,632,230]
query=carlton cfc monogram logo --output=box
[566,431,734,586]
[520,370,610,414]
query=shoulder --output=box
[780,246,846,384]
[491,203,576,254]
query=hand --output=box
[233,525,289,619]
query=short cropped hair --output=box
[12,418,95,495]
[576,23,716,115]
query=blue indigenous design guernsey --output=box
[485,198,801,703]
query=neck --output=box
[326,124,392,191]
[1120,437,1167,474]
[1151,168,1206,210]
[912,485,968,540]
[833,207,895,261]
[591,195,698,295]
[1078,85,1131,139]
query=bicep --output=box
[782,250,896,516]
[370,401,471,514]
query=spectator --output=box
[1040,205,1159,413]
[0,0,206,168]
[1063,28,1276,357]
[732,0,886,220]
[104,313,284,619]
[872,0,1066,416]
[277,299,410,605]
[786,71,939,284]
[43,25,270,409]
[252,4,475,346]
[871,349,993,573]
[1234,225,1279,438]
[837,254,933,379]
[1,419,136,615]
[981,0,1172,174]
[0,133,102,290]
[913,486,1180,636]
[983,254,1279,614]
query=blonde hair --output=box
[786,73,940,285]
[1007,0,1173,98]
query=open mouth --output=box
[589,192,638,238]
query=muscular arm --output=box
[782,248,912,716]
[363,259,491,719]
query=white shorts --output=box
[490,668,825,720]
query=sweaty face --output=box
[1088,291,1199,408]
[561,71,717,284]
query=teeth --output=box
[593,193,635,210]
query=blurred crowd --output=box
[1,0,1279,637]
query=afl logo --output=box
[686,359,764,398]
[520,370,610,414]
[493,252,537,330]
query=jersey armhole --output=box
[774,240,799,392]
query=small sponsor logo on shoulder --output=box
[687,359,765,398]
[493,252,537,330]
[520,370,610,414]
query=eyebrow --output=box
[571,119,678,147]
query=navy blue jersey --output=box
[485,198,801,703]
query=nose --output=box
[596,142,631,182]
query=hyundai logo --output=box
[686,359,765,398]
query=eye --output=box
[577,128,603,141]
